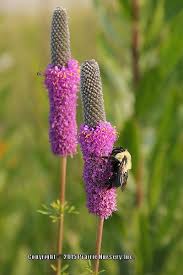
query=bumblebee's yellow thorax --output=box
[115,150,132,170]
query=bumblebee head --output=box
[114,149,132,170]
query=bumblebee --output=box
[105,147,132,191]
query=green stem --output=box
[93,217,104,275]
[57,157,67,275]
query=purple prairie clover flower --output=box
[79,122,117,219]
[44,7,80,156]
[45,59,80,156]
[79,60,117,219]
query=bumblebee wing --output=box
[120,163,128,191]
[121,178,127,191]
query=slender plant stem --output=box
[94,217,104,275]
[132,0,143,207]
[57,156,67,275]
[132,0,140,86]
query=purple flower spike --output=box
[79,60,118,219]
[79,122,117,219]
[44,7,80,156]
[45,59,80,156]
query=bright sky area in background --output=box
[0,0,91,13]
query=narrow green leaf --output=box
[37,210,48,215]
[136,10,183,123]
[50,264,57,271]
[148,90,178,210]
[118,118,140,175]
[144,0,164,49]
[61,264,69,272]
[137,213,153,274]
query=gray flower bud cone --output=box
[80,60,106,126]
[51,7,71,66]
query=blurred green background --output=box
[0,0,183,274]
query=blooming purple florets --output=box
[45,59,80,156]
[79,122,117,219]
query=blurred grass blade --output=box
[148,90,178,210]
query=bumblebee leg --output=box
[105,177,113,189]
[105,173,116,189]
[107,182,113,190]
